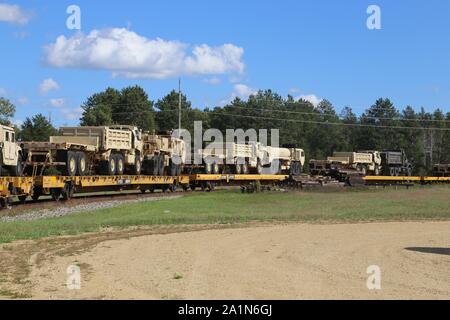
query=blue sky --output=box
[0,0,449,126]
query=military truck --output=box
[200,142,305,175]
[257,144,305,175]
[380,149,413,176]
[201,142,256,174]
[141,132,186,176]
[327,151,382,175]
[433,164,450,177]
[21,125,143,176]
[0,125,23,176]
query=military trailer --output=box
[0,125,23,176]
[327,151,382,175]
[21,125,143,176]
[141,132,186,176]
[380,149,413,176]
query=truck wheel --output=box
[205,162,212,174]
[76,152,88,176]
[64,151,78,176]
[235,164,242,174]
[389,167,395,176]
[257,160,263,175]
[132,156,142,175]
[374,166,380,176]
[242,162,249,174]
[10,158,23,177]
[169,160,178,176]
[107,157,116,175]
[212,162,219,174]
[158,154,165,176]
[407,167,412,177]
[115,154,125,175]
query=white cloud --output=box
[16,97,29,105]
[289,87,301,94]
[233,84,257,99]
[221,84,258,105]
[297,94,322,107]
[0,3,30,25]
[44,28,245,79]
[50,98,65,107]
[61,107,83,120]
[12,119,23,127]
[39,78,60,95]
[203,76,221,85]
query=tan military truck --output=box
[0,125,23,176]
[201,142,257,174]
[21,125,143,176]
[141,132,186,176]
[327,151,382,175]
[257,145,306,175]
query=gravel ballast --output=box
[1,195,183,223]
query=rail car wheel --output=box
[76,152,88,176]
[61,182,74,200]
[32,186,42,201]
[64,151,78,176]
[18,195,27,204]
[51,188,62,201]
[115,154,125,175]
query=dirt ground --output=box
[7,221,446,300]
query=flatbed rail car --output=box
[364,176,450,186]
[189,174,289,191]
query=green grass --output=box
[0,186,449,244]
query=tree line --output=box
[1,85,449,174]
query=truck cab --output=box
[0,125,22,176]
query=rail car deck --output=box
[0,174,449,208]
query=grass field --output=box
[0,186,449,244]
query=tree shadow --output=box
[405,247,450,256]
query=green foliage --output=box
[19,114,58,142]
[0,97,16,126]
[80,86,156,131]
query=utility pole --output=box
[178,78,182,137]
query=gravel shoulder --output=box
[23,221,450,300]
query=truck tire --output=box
[407,167,412,177]
[169,160,178,176]
[64,151,78,176]
[205,162,212,174]
[106,156,116,176]
[257,160,263,175]
[9,158,23,177]
[235,164,242,174]
[389,167,395,176]
[132,155,142,175]
[158,154,165,176]
[212,162,219,174]
[76,152,88,176]
[115,154,125,175]
[151,157,159,176]
[242,162,249,174]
